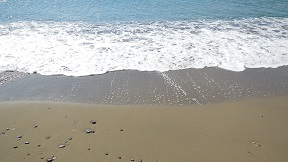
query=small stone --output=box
[17,135,22,140]
[68,137,73,140]
[90,120,97,124]
[38,144,41,147]
[105,153,109,155]
[46,158,53,162]
[25,141,29,144]
[139,160,143,162]
[85,129,95,134]
[33,125,38,128]
[27,153,30,156]
[13,146,18,149]
[41,157,44,159]
[88,148,90,150]
[52,156,57,160]
[120,129,123,131]
[1,132,5,134]
[46,136,51,139]
[131,159,135,161]
[118,156,122,159]
[6,128,9,130]
[58,144,66,148]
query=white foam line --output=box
[0,17,287,76]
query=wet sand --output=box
[1,95,288,162]
[1,67,288,105]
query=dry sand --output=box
[1,95,288,162]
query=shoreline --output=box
[1,95,288,162]
[1,66,288,105]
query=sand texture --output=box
[1,95,288,162]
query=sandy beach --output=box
[1,67,288,162]
[1,95,288,162]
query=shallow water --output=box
[0,0,288,76]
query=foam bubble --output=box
[0,17,287,76]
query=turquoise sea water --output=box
[0,0,288,76]
[1,0,288,22]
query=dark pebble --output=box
[68,137,73,140]
[38,144,41,147]
[46,136,51,139]
[27,153,30,156]
[33,125,38,128]
[25,141,29,144]
[90,120,97,124]
[120,129,124,131]
[105,153,109,155]
[118,156,122,159]
[13,146,18,149]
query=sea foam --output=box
[0,17,287,76]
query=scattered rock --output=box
[85,129,95,134]
[90,120,97,124]
[120,129,124,132]
[17,135,22,140]
[105,153,109,155]
[38,144,41,147]
[25,141,29,144]
[46,158,53,162]
[41,157,44,159]
[6,128,9,130]
[52,155,57,160]
[88,148,90,150]
[58,144,66,148]
[251,141,261,147]
[68,137,73,140]
[118,156,122,159]
[131,159,135,161]
[27,153,30,156]
[13,146,18,149]
[139,160,143,162]
[46,136,51,139]
[33,125,38,128]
